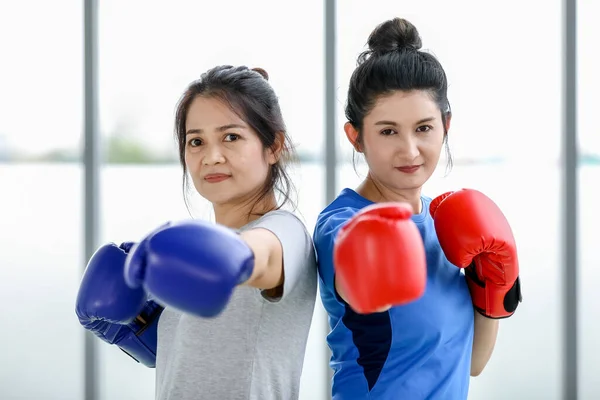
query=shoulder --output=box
[314,189,370,243]
[255,209,309,235]
[313,189,370,265]
[421,195,433,210]
[421,194,433,204]
[248,210,313,256]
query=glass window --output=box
[578,0,599,398]
[0,1,84,399]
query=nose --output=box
[202,144,226,166]
[399,135,420,161]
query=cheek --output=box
[363,133,382,154]
[184,150,199,173]
[231,149,269,178]
[422,133,444,158]
[364,137,395,163]
[236,162,270,193]
[183,150,191,171]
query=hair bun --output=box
[251,67,269,81]
[367,17,422,54]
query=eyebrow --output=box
[375,117,436,126]
[185,124,246,135]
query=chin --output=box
[192,186,226,204]
[402,170,433,188]
[393,177,427,191]
[200,192,236,206]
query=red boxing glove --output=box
[334,202,427,314]
[430,189,522,318]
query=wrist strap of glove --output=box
[465,264,522,319]
[128,301,164,335]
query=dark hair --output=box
[346,17,453,171]
[174,65,296,215]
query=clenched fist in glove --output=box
[76,242,163,367]
[430,189,522,318]
[334,202,427,314]
[123,220,255,318]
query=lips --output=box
[204,173,231,183]
[396,165,421,173]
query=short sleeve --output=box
[313,207,359,293]
[248,210,315,302]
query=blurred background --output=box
[0,0,596,399]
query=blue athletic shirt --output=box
[314,188,475,400]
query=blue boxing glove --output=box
[75,242,163,368]
[123,220,255,318]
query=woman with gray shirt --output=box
[75,65,318,400]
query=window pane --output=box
[336,1,562,399]
[97,1,326,399]
[578,0,599,398]
[0,2,84,399]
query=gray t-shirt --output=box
[154,210,318,400]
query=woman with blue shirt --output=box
[313,18,522,399]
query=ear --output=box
[266,131,285,165]
[344,122,362,152]
[444,112,452,134]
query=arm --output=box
[470,312,499,376]
[239,228,284,291]
[315,209,358,306]
[123,213,313,318]
[429,190,521,375]
[240,211,314,301]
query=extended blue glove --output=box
[75,242,163,367]
[123,220,255,318]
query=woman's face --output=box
[184,96,277,206]
[346,90,448,193]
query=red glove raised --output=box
[334,202,427,314]
[430,189,522,318]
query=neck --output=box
[213,192,278,229]
[356,174,422,214]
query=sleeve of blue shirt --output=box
[313,207,360,297]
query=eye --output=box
[380,128,397,136]
[416,125,433,133]
[224,133,240,142]
[187,137,202,147]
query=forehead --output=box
[367,90,440,122]
[186,96,246,128]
